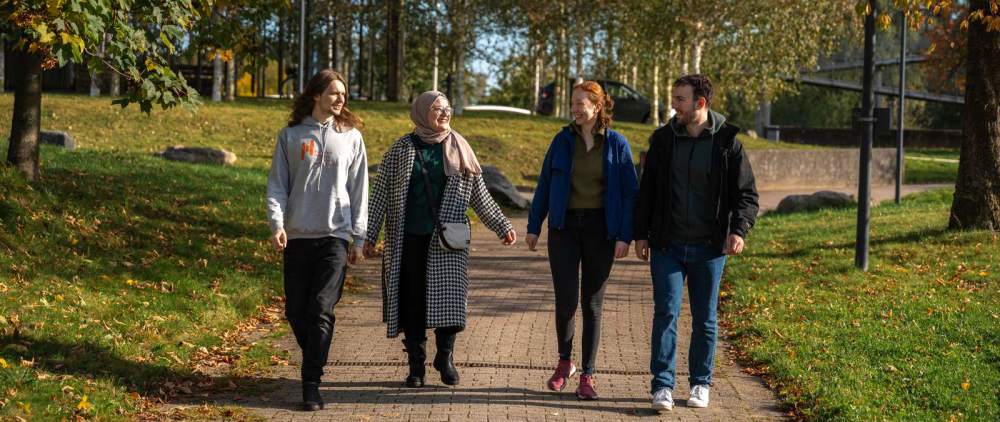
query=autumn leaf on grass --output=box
[961,382,970,390]
[77,395,91,411]
[0,358,7,368]
[16,401,30,415]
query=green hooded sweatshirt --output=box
[667,109,727,245]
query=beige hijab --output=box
[410,91,482,176]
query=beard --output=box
[674,104,697,126]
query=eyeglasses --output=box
[431,106,454,116]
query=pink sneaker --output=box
[547,359,576,391]
[577,374,598,400]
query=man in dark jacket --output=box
[633,74,759,412]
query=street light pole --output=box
[856,1,877,271]
[896,11,907,204]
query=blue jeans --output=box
[649,242,727,393]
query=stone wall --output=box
[771,127,961,149]
[746,148,900,191]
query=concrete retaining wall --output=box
[773,127,961,149]
[746,148,900,191]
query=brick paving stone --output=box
[163,215,785,421]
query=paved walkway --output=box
[191,216,785,421]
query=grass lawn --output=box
[723,188,998,421]
[0,94,812,187]
[0,140,294,420]
[905,149,960,184]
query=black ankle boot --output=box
[302,382,324,411]
[402,338,426,388]
[433,331,460,386]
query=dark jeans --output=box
[649,241,727,393]
[283,236,349,384]
[547,209,616,373]
[400,232,462,341]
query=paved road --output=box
[180,216,787,421]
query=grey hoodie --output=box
[266,116,368,247]
[667,109,726,245]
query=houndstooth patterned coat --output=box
[367,134,514,338]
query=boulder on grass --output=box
[154,145,237,165]
[40,130,77,149]
[481,165,529,209]
[776,190,855,212]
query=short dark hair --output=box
[673,74,713,107]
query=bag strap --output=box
[411,138,446,233]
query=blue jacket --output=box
[527,126,639,244]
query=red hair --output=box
[572,81,614,129]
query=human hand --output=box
[635,239,649,262]
[363,241,379,258]
[525,234,539,251]
[614,241,629,259]
[349,246,364,265]
[271,228,287,251]
[726,234,745,255]
[502,230,517,245]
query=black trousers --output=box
[283,236,349,384]
[547,210,615,371]
[399,232,462,341]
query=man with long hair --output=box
[265,70,368,411]
[634,74,759,412]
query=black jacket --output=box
[633,122,759,252]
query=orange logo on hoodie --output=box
[301,139,316,160]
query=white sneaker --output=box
[688,384,710,408]
[651,388,674,411]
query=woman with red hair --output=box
[525,81,639,400]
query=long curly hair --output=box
[287,70,365,130]
[572,80,614,129]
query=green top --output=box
[404,134,447,235]
[566,122,606,210]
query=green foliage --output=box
[1,0,203,113]
[724,187,999,421]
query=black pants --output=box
[283,236,349,384]
[400,232,462,341]
[547,210,615,372]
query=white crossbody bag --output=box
[412,140,471,251]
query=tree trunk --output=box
[949,1,1000,230]
[554,20,565,119]
[90,36,105,97]
[226,57,235,100]
[197,24,204,94]
[691,23,704,75]
[357,6,364,98]
[432,0,440,92]
[532,40,541,115]
[455,35,466,114]
[387,0,401,102]
[575,34,583,77]
[105,32,120,96]
[327,9,334,69]
[652,47,660,126]
[0,38,5,93]
[6,50,44,181]
[278,12,286,97]
[367,3,375,99]
[212,11,223,102]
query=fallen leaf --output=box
[961,382,970,390]
[77,395,91,411]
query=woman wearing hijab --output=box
[365,91,517,388]
[525,81,638,400]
